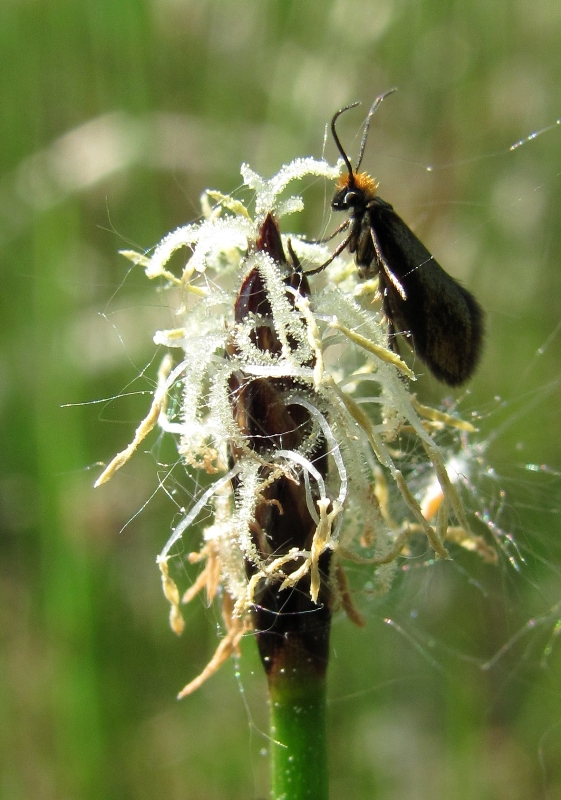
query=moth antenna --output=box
[355,87,398,172]
[331,102,360,181]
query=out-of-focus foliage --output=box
[1,1,560,798]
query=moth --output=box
[309,90,484,386]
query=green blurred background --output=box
[2,1,561,798]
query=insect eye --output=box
[344,190,360,206]
[331,190,347,210]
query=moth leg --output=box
[286,238,301,271]
[300,218,350,246]
[369,226,407,301]
[305,229,354,276]
[386,317,399,355]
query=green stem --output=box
[268,655,329,800]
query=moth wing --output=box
[371,200,484,385]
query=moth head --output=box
[329,90,395,213]
[332,172,378,212]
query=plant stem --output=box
[253,561,332,800]
[268,657,328,800]
[233,212,333,797]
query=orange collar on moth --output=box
[337,171,379,196]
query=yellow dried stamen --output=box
[290,290,324,389]
[177,610,252,699]
[335,561,365,627]
[329,318,415,379]
[333,383,448,559]
[203,190,251,219]
[444,526,497,563]
[373,465,398,530]
[309,498,342,603]
[120,249,209,294]
[182,541,223,605]
[423,442,471,539]
[94,355,172,487]
[411,396,477,433]
[157,556,185,636]
[181,567,210,606]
